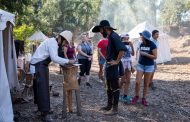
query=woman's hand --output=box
[140,50,157,59]
[88,56,93,61]
[140,51,148,56]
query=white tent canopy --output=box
[88,26,95,38]
[27,31,48,42]
[0,9,16,122]
[128,21,171,64]
[0,9,15,30]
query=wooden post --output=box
[75,89,82,116]
[62,64,82,117]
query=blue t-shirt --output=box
[106,31,127,79]
[138,41,157,66]
[106,32,127,61]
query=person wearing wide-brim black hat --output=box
[92,20,127,115]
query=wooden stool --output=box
[62,64,81,118]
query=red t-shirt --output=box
[97,39,108,57]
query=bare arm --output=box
[63,46,68,59]
[129,42,135,56]
[98,48,105,59]
[108,51,125,65]
[48,42,69,65]
[77,45,91,58]
[116,51,125,63]
[73,48,77,59]
[136,48,139,60]
[140,48,157,60]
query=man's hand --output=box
[107,60,119,66]
[68,59,76,64]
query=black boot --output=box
[100,90,113,111]
[100,104,112,111]
[104,105,118,115]
[113,90,120,106]
[41,112,53,122]
[104,90,120,115]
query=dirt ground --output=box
[14,37,190,122]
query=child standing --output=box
[119,34,134,103]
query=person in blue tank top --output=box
[131,30,157,106]
[77,32,93,88]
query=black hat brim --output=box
[92,25,117,33]
[92,25,102,32]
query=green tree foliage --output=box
[0,0,36,25]
[13,24,36,52]
[38,0,101,33]
[160,0,190,25]
[0,0,32,14]
[1,0,100,33]
[13,24,35,41]
[1,0,101,49]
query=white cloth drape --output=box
[6,25,20,90]
[0,30,14,122]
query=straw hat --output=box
[59,30,73,43]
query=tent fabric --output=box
[89,26,95,38]
[128,22,171,64]
[0,31,14,121]
[0,10,16,122]
[3,23,20,90]
[0,9,15,31]
[27,31,48,42]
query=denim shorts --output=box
[99,56,106,65]
[136,64,155,73]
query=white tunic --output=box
[31,38,69,65]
